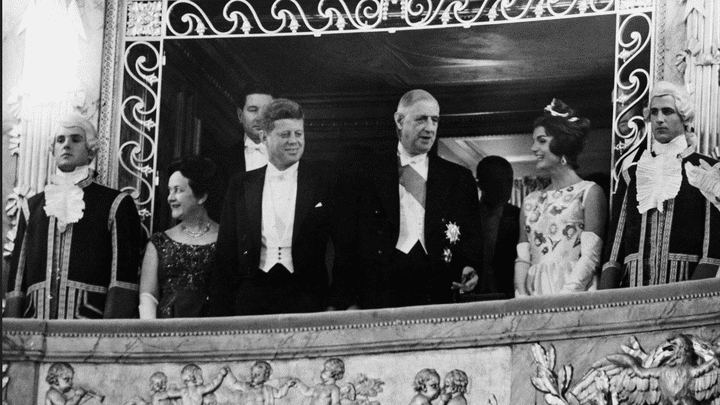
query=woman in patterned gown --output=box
[514,99,607,296]
[138,156,222,318]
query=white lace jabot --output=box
[636,139,684,214]
[43,165,91,233]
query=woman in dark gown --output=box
[138,156,222,318]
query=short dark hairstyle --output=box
[533,99,591,170]
[476,156,513,182]
[167,155,222,221]
[238,81,276,109]
[258,98,304,133]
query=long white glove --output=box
[138,292,158,319]
[562,232,602,293]
[685,160,720,212]
[514,242,531,297]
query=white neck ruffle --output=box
[43,165,91,232]
[652,134,688,156]
[635,150,682,214]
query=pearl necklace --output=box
[181,222,211,238]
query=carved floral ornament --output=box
[531,334,720,405]
[126,1,162,37]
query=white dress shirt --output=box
[245,135,268,171]
[259,161,299,273]
[396,142,428,254]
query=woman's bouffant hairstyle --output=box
[167,155,222,221]
[533,98,591,170]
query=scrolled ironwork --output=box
[119,41,162,236]
[611,11,653,195]
[164,0,617,38]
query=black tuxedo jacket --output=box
[211,161,330,315]
[330,150,482,309]
[481,202,520,297]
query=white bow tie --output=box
[246,143,266,152]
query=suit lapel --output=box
[293,161,314,243]
[375,151,400,226]
[244,168,265,250]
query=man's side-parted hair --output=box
[238,81,276,109]
[258,98,304,133]
[50,113,99,156]
[643,81,695,125]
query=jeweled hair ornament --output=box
[544,99,579,122]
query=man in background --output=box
[475,156,519,298]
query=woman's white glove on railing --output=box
[514,242,531,297]
[138,292,158,319]
[562,232,602,293]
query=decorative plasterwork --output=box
[126,1,163,37]
[531,334,720,405]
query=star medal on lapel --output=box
[445,221,460,244]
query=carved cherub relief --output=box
[294,358,358,405]
[409,369,442,405]
[45,363,105,405]
[124,371,172,405]
[440,369,469,405]
[225,360,296,405]
[163,364,227,405]
[531,334,720,405]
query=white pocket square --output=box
[315,202,323,208]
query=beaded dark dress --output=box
[150,232,215,318]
